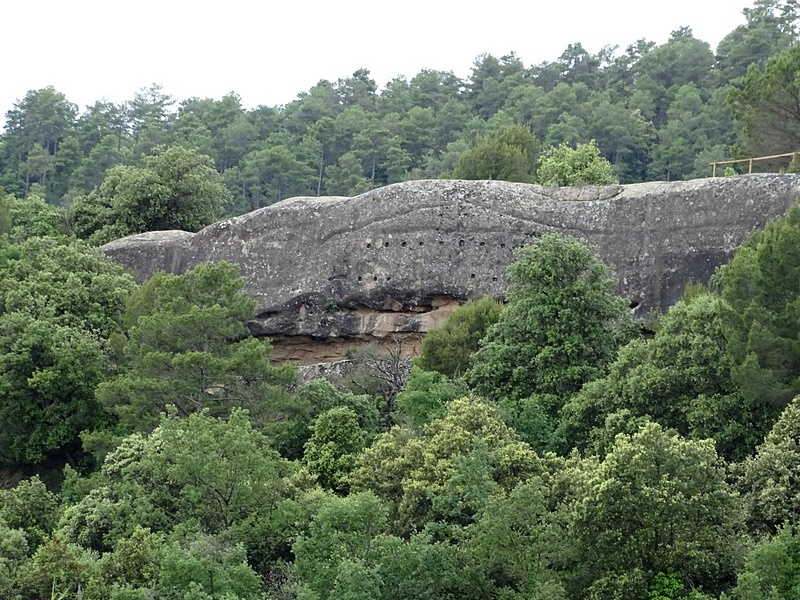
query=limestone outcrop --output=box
[101,175,800,362]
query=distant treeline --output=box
[1,0,799,218]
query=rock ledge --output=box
[102,176,800,362]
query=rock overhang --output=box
[101,175,800,359]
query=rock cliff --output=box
[101,175,800,363]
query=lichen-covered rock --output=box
[102,175,800,360]
[101,230,193,275]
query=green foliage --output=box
[648,84,734,181]
[60,409,297,569]
[93,525,162,595]
[469,233,635,401]
[0,313,111,464]
[0,476,59,549]
[0,194,66,242]
[467,477,567,598]
[559,200,800,466]
[566,422,745,599]
[325,151,373,196]
[0,237,135,464]
[71,145,229,245]
[738,396,800,534]
[453,124,540,182]
[415,296,503,378]
[156,532,264,600]
[716,1,796,82]
[15,531,101,600]
[714,202,800,413]
[5,25,800,600]
[12,524,266,599]
[729,44,800,157]
[0,22,785,215]
[267,378,378,460]
[728,525,800,600]
[303,407,368,494]
[97,261,295,432]
[466,233,636,448]
[1,87,78,202]
[0,519,28,599]
[350,396,541,535]
[294,492,483,600]
[293,492,388,598]
[394,367,469,428]
[537,140,618,186]
[561,292,769,461]
[648,572,684,600]
[0,236,135,335]
[236,142,317,209]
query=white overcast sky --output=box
[3,0,755,117]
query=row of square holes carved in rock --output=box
[358,239,510,284]
[366,241,508,249]
[354,274,500,282]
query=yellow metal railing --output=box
[711,152,798,177]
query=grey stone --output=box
[101,175,800,360]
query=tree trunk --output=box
[317,146,326,195]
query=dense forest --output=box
[2,0,800,224]
[5,0,800,598]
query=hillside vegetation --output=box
[4,1,800,598]
[3,183,800,598]
[2,0,800,230]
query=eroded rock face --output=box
[101,176,800,362]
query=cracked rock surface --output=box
[101,176,800,362]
